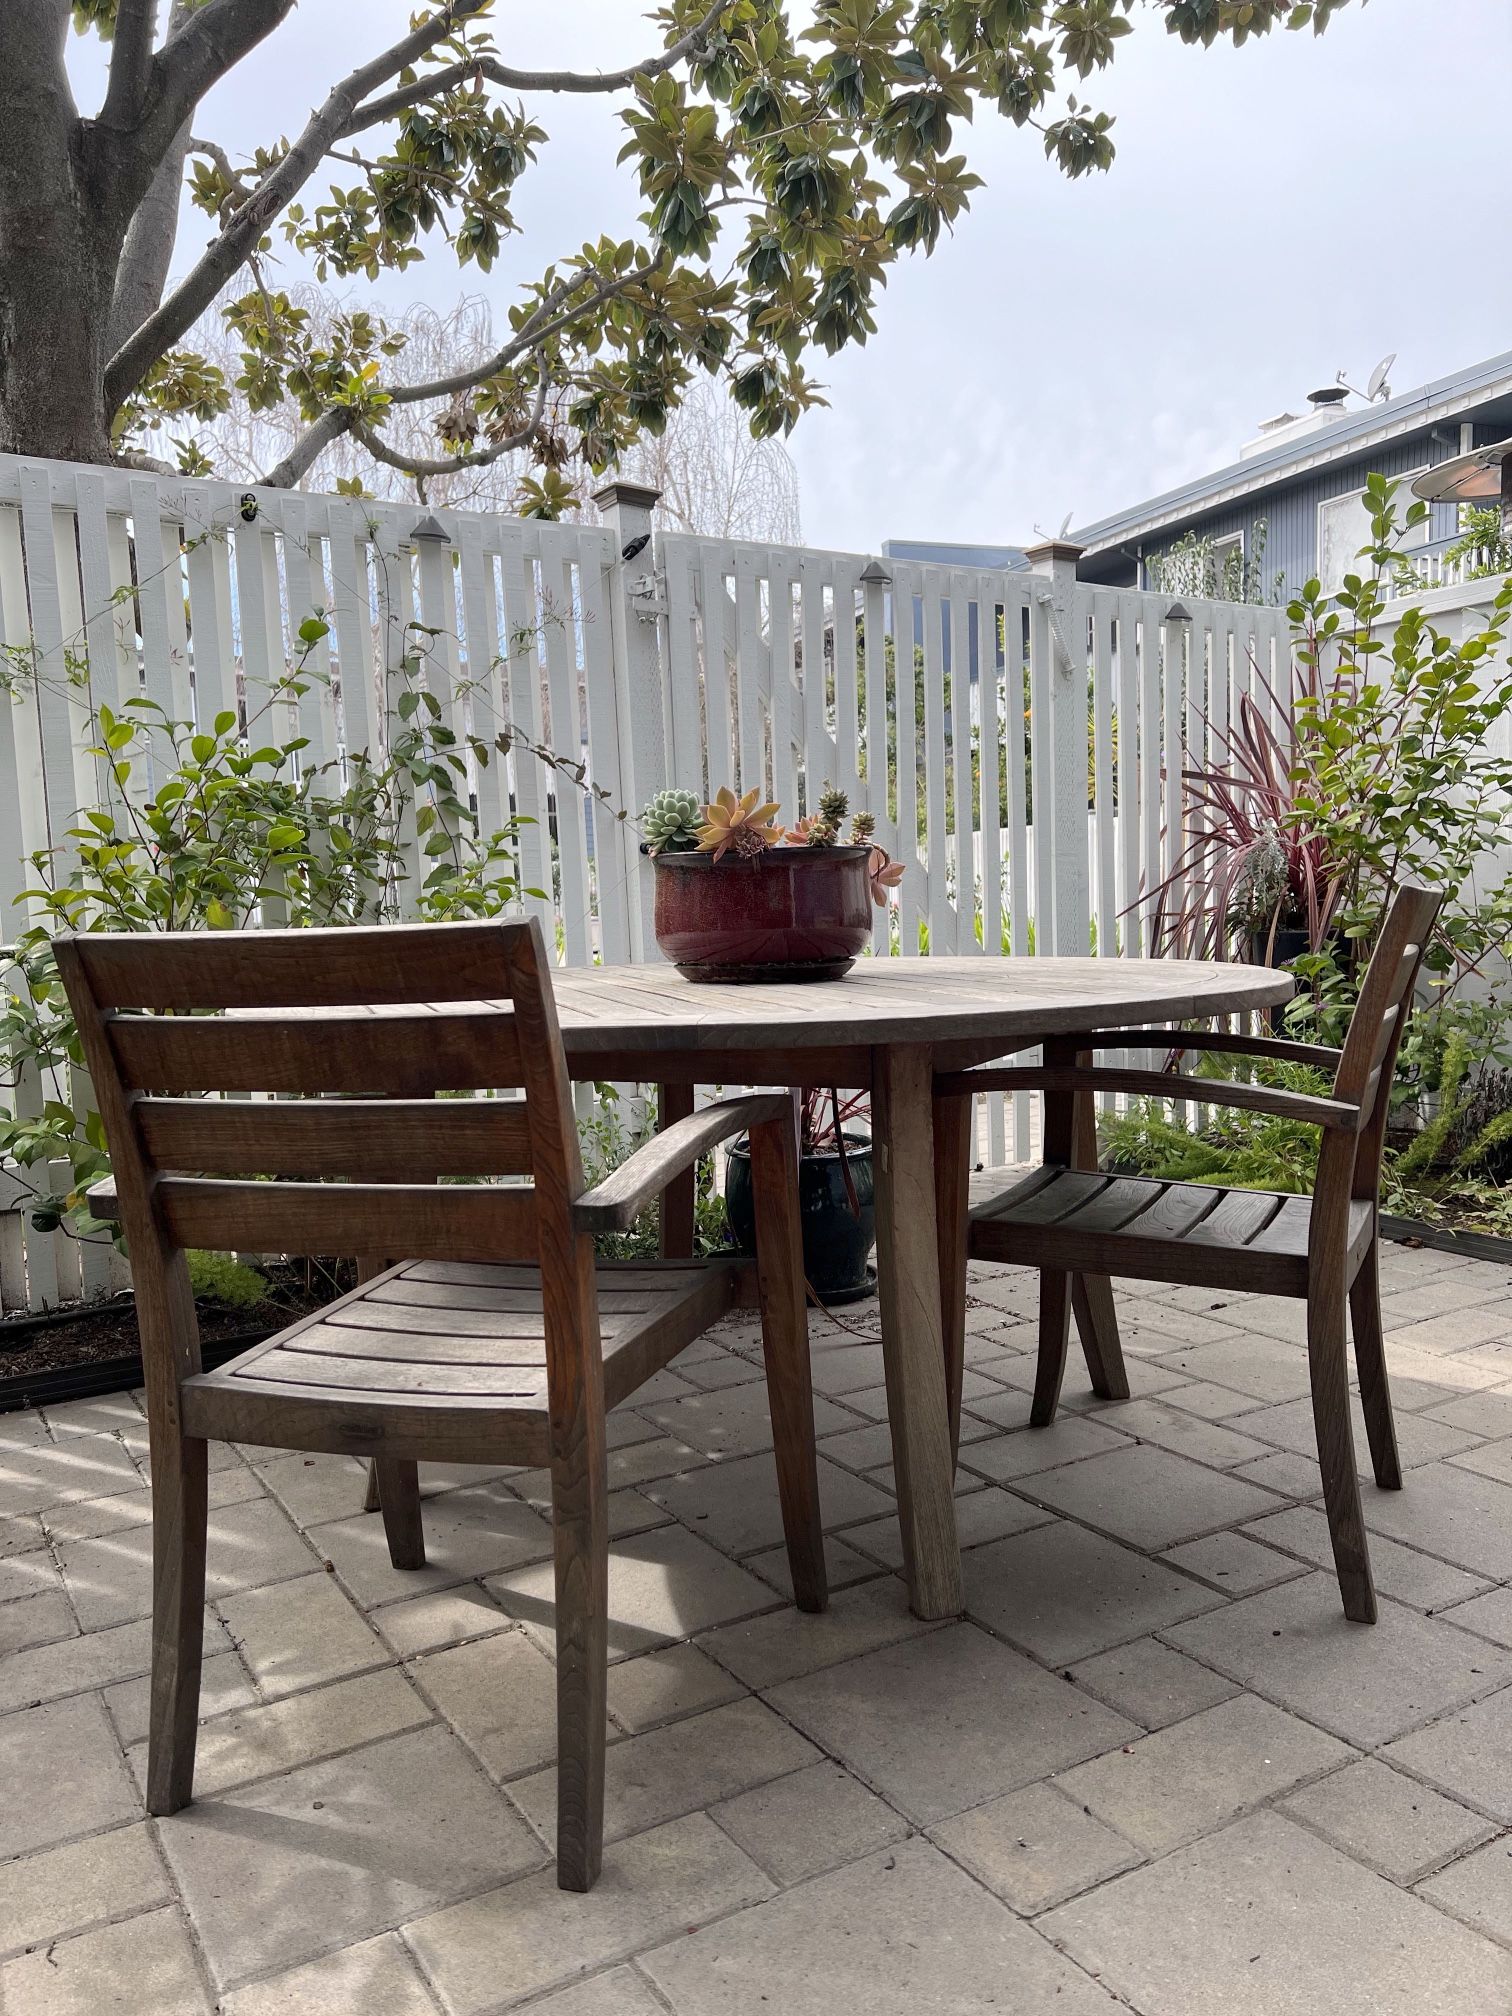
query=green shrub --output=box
[186,1251,270,1309]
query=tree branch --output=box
[348,375,549,480]
[346,0,737,134]
[105,0,492,415]
[101,0,159,129]
[387,250,665,407]
[108,0,198,355]
[261,405,354,488]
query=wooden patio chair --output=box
[59,917,824,1893]
[933,884,1443,1625]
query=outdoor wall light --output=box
[859,558,892,588]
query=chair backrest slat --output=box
[136,1097,533,1181]
[156,1178,538,1263]
[108,1007,523,1097]
[76,921,520,1010]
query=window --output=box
[1317,471,1428,591]
[1207,532,1244,598]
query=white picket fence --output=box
[0,454,1294,1309]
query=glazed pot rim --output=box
[646,844,872,866]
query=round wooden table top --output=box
[550,955,1292,1059]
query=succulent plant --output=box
[697,785,782,862]
[642,787,702,854]
[785,813,836,847]
[867,844,904,906]
[818,782,849,826]
[849,809,876,844]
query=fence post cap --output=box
[592,478,662,515]
[1024,538,1086,567]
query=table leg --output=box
[871,1043,963,1620]
[657,1082,697,1259]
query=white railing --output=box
[0,454,1293,1309]
[1390,541,1499,596]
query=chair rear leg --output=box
[146,1434,209,1816]
[551,1419,608,1892]
[1031,1270,1073,1427]
[932,1090,973,1470]
[1309,1289,1377,1624]
[373,1458,426,1570]
[750,1113,827,1613]
[1072,1274,1130,1402]
[1350,1256,1402,1491]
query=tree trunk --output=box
[0,196,119,465]
[0,5,122,464]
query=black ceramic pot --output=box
[724,1132,876,1302]
[1246,925,1312,968]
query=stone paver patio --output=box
[6,1224,1512,2012]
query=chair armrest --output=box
[1077,1028,1343,1072]
[935,1064,1364,1134]
[83,1175,120,1221]
[572,1093,791,1235]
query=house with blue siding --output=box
[877,538,1030,692]
[1068,351,1512,600]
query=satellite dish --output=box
[1058,510,1074,538]
[1366,354,1396,402]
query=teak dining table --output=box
[546,954,1291,1623]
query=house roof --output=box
[882,537,1032,571]
[1070,349,1512,555]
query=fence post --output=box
[592,479,666,961]
[1026,539,1091,957]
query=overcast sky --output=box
[73,0,1512,551]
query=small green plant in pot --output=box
[725,1088,876,1302]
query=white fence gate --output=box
[0,454,1295,1309]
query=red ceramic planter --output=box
[652,846,872,981]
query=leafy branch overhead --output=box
[9,1,1355,496]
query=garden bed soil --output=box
[0,1264,339,1413]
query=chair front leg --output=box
[550,1366,609,1891]
[1309,1280,1377,1624]
[146,1431,209,1815]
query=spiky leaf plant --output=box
[697,786,782,862]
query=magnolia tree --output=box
[3,0,1352,502]
[178,286,804,534]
